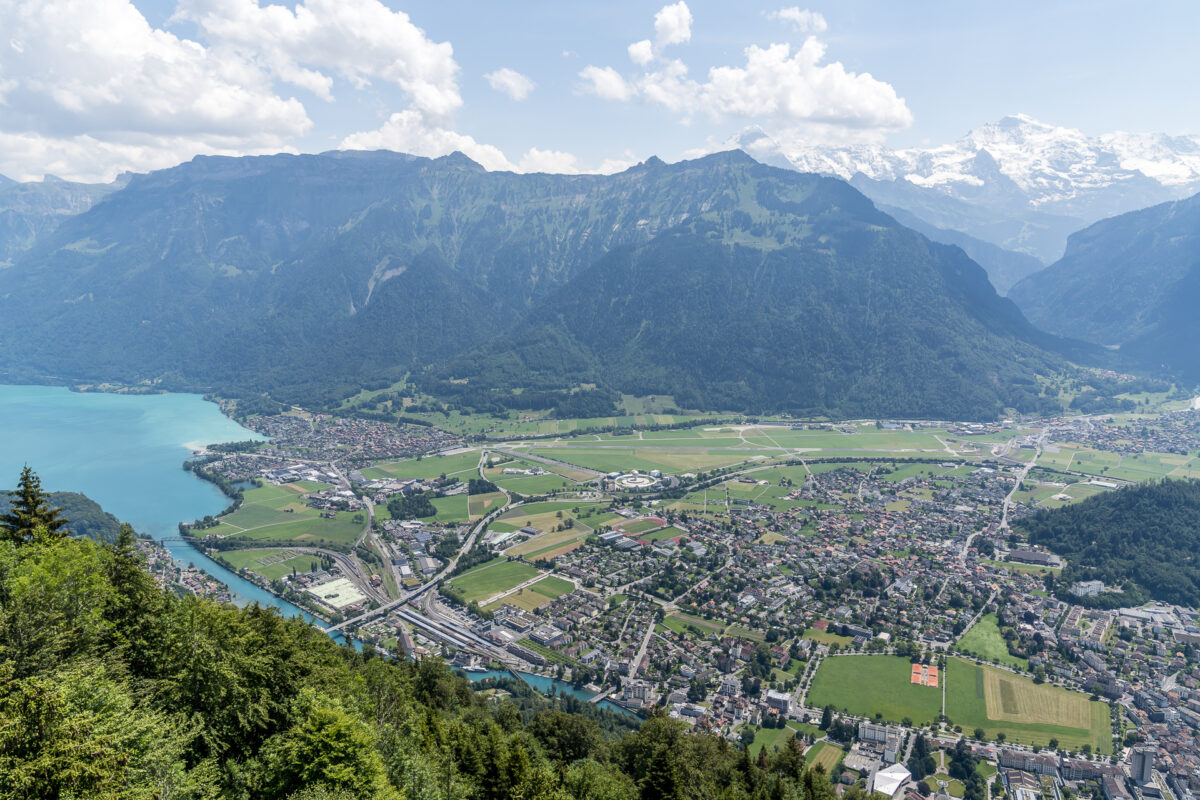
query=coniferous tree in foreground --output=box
[0,466,68,545]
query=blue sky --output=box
[2,0,1198,181]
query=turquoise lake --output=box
[0,384,320,622]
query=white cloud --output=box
[518,147,579,174]
[0,0,310,181]
[577,65,634,101]
[768,7,828,33]
[703,41,911,130]
[628,40,654,66]
[339,110,515,171]
[654,1,693,47]
[484,68,534,101]
[579,6,911,140]
[173,0,461,117]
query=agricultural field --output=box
[484,575,573,612]
[446,560,540,604]
[807,655,942,725]
[209,484,363,547]
[218,548,322,581]
[468,491,506,519]
[954,614,1029,671]
[1040,442,1200,483]
[944,658,1108,752]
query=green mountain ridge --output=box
[0,149,1076,417]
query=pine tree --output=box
[0,466,69,545]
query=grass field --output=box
[807,655,943,725]
[806,741,844,771]
[802,627,852,646]
[954,614,1029,671]
[446,560,539,604]
[944,657,1108,752]
[360,450,481,482]
[218,548,321,581]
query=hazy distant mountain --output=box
[0,174,122,266]
[733,116,1200,263]
[0,149,1071,419]
[875,204,1046,294]
[1009,191,1200,382]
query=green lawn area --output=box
[807,655,942,726]
[446,560,539,603]
[954,614,1029,671]
[944,657,1109,752]
[806,741,844,771]
[802,627,852,646]
[746,722,807,757]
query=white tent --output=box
[871,763,912,799]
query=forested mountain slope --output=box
[0,149,1073,417]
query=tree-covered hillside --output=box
[0,467,845,800]
[1016,478,1200,606]
[0,149,1076,417]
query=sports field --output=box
[806,741,844,771]
[944,657,1108,752]
[218,548,322,581]
[807,655,942,725]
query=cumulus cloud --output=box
[768,7,828,33]
[654,1,693,47]
[628,40,654,66]
[0,0,309,181]
[173,0,461,117]
[484,67,534,101]
[577,65,634,101]
[518,147,579,174]
[339,110,515,171]
[578,4,911,140]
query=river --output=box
[463,669,636,716]
[0,384,326,626]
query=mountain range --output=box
[0,149,1071,419]
[734,115,1200,268]
[1009,191,1200,382]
